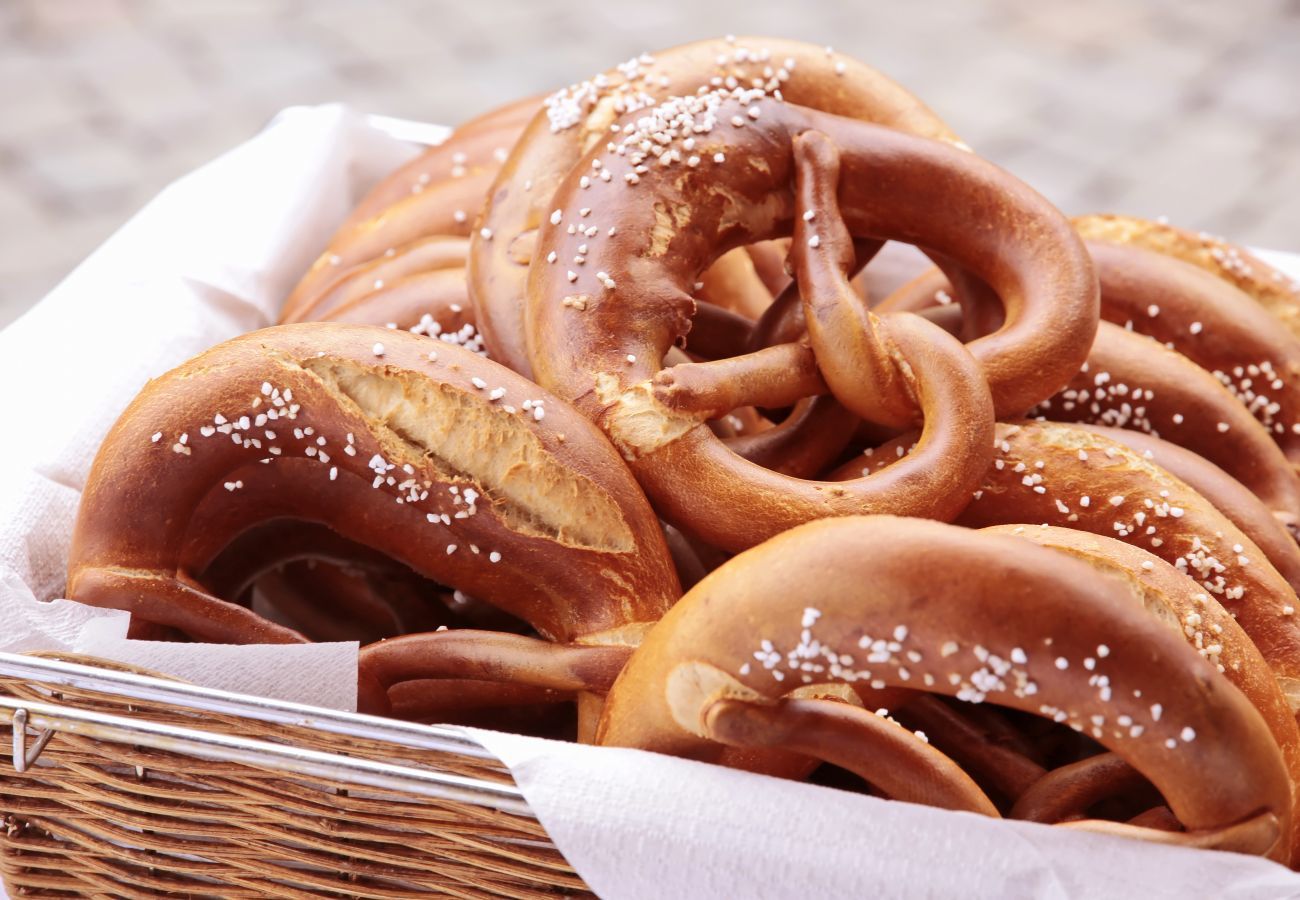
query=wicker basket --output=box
[0,652,591,898]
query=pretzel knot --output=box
[525,88,1097,551]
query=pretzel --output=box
[890,695,1047,804]
[523,82,1108,549]
[982,523,1300,846]
[695,246,780,321]
[742,239,792,297]
[1075,213,1300,342]
[470,35,963,376]
[1085,239,1300,466]
[68,323,679,659]
[320,268,477,343]
[963,423,1300,706]
[835,420,1300,708]
[193,518,494,648]
[251,559,445,645]
[1009,753,1149,824]
[597,515,1293,860]
[341,94,542,231]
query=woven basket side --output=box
[0,656,592,898]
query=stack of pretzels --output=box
[65,36,1300,865]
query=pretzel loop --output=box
[472,36,962,375]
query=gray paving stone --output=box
[1,0,1297,331]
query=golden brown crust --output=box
[283,103,531,322]
[620,314,994,552]
[526,97,1092,421]
[839,422,1300,712]
[950,422,1300,708]
[1036,322,1300,522]
[341,94,541,231]
[984,522,1300,856]
[68,323,679,644]
[321,269,474,337]
[1079,425,1300,596]
[597,515,1293,861]
[283,235,469,324]
[1083,240,1300,471]
[472,35,961,376]
[1074,213,1300,341]
[520,83,1101,550]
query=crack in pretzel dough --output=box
[302,357,634,552]
[595,372,703,460]
[649,201,693,257]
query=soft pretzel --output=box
[959,423,1300,707]
[471,35,963,375]
[890,695,1047,804]
[1074,213,1300,341]
[523,83,1103,549]
[597,515,1293,861]
[1008,752,1149,824]
[1077,424,1300,597]
[283,235,470,324]
[321,269,477,339]
[193,518,518,651]
[341,94,542,231]
[68,323,679,653]
[1037,322,1300,523]
[1085,240,1300,464]
[250,559,445,645]
[983,524,1300,836]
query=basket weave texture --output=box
[0,655,591,898]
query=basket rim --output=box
[0,652,531,816]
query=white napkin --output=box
[0,568,356,708]
[471,728,1300,899]
[2,102,1299,898]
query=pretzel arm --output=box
[686,300,757,360]
[792,131,917,428]
[73,566,307,644]
[726,396,859,478]
[360,631,632,696]
[1064,811,1281,858]
[1010,753,1147,823]
[898,695,1048,801]
[702,693,998,815]
[599,516,1295,862]
[652,343,827,417]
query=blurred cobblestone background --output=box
[2,0,1297,327]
